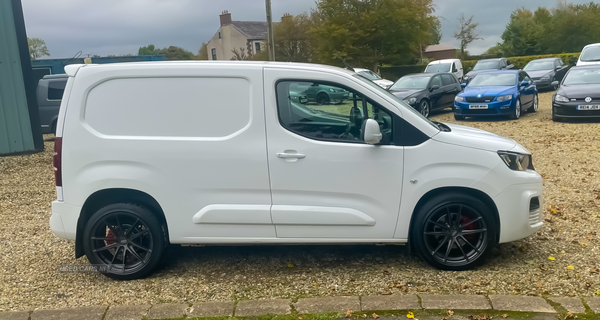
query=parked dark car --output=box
[463,58,514,84]
[454,70,538,120]
[523,58,569,91]
[388,73,461,118]
[290,82,348,105]
[552,65,600,121]
[37,74,68,134]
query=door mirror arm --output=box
[362,119,382,145]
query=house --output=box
[207,11,269,60]
[423,44,457,60]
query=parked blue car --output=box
[454,70,538,120]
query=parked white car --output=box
[354,68,394,89]
[424,59,464,81]
[51,61,543,279]
[577,43,600,66]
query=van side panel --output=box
[61,64,275,242]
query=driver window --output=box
[430,75,442,87]
[276,81,393,144]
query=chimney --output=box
[281,13,292,22]
[220,10,232,26]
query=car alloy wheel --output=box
[419,100,430,118]
[83,203,166,280]
[511,99,521,119]
[528,94,538,112]
[411,193,497,270]
[316,94,330,105]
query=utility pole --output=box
[265,0,275,61]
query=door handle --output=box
[276,152,306,159]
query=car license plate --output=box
[577,105,600,110]
[469,104,488,109]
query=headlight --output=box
[498,151,534,171]
[541,74,551,81]
[555,94,569,103]
[329,88,335,92]
[404,97,417,104]
[496,94,513,101]
[455,96,464,102]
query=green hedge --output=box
[380,65,425,81]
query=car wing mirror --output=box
[551,81,559,87]
[461,83,467,89]
[520,80,529,86]
[430,84,440,91]
[507,64,514,69]
[362,119,382,145]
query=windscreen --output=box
[524,60,554,71]
[580,46,600,62]
[389,76,431,90]
[358,71,381,81]
[473,60,500,71]
[425,63,451,73]
[468,73,516,86]
[563,69,600,85]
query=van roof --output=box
[69,61,356,77]
[428,59,460,64]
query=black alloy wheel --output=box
[316,93,330,105]
[83,203,166,280]
[411,193,497,270]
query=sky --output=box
[21,0,592,59]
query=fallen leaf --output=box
[406,311,415,319]
[372,313,379,319]
[502,314,508,318]
[581,242,587,246]
[567,265,575,270]
[548,256,556,261]
[345,310,353,318]
[447,310,454,316]
[287,262,294,268]
[298,317,302,319]
[561,250,565,253]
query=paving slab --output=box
[419,294,491,310]
[145,303,188,320]
[31,306,107,320]
[548,297,585,314]
[360,295,420,311]
[105,304,151,320]
[0,311,30,320]
[586,296,600,313]
[188,301,234,318]
[489,295,556,313]
[236,299,291,316]
[295,296,360,314]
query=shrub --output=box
[380,65,426,81]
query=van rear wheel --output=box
[411,193,497,270]
[82,203,166,280]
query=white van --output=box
[51,61,543,279]
[577,43,600,66]
[424,59,464,81]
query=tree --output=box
[310,0,440,69]
[428,17,442,46]
[274,13,313,62]
[27,37,50,60]
[483,44,503,56]
[138,44,156,56]
[499,8,544,56]
[453,14,483,58]
[196,42,208,60]
[154,46,195,60]
[230,47,250,60]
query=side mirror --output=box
[461,83,467,89]
[430,84,440,91]
[520,80,529,87]
[363,119,382,144]
[551,81,559,88]
[507,64,514,69]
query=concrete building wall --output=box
[207,24,249,60]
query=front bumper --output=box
[494,181,544,243]
[553,102,600,118]
[454,99,514,116]
[50,201,81,240]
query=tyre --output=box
[510,99,521,120]
[411,192,498,270]
[82,203,166,280]
[527,94,538,112]
[454,114,465,120]
[419,100,430,118]
[316,93,330,105]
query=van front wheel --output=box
[411,193,497,270]
[82,203,166,280]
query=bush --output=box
[380,65,426,81]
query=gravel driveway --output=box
[1,91,599,312]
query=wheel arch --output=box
[407,186,501,249]
[75,188,169,258]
